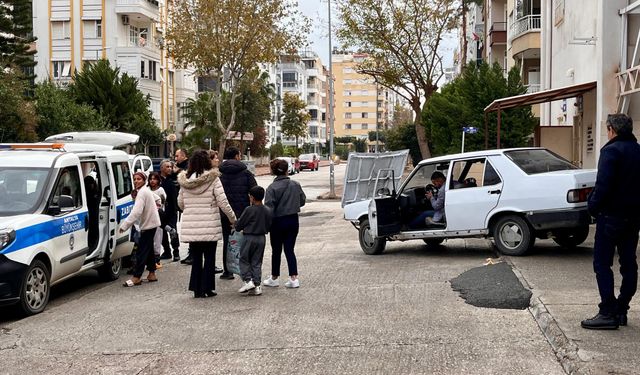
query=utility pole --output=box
[375,82,379,153]
[328,0,336,198]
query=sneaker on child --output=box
[249,285,262,296]
[238,280,256,293]
[262,277,279,287]
[284,278,299,288]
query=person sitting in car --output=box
[409,171,446,229]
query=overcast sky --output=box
[297,1,457,70]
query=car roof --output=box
[0,150,73,167]
[417,147,544,165]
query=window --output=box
[169,71,174,87]
[51,21,71,39]
[361,124,368,130]
[361,90,368,96]
[505,149,577,175]
[377,100,383,108]
[309,109,318,120]
[169,104,175,122]
[83,20,102,38]
[0,168,50,215]
[345,101,352,107]
[309,126,318,137]
[129,25,139,46]
[50,167,83,211]
[53,61,71,78]
[139,28,148,47]
[142,159,152,172]
[140,60,146,78]
[361,112,368,118]
[112,162,133,199]
[282,72,296,82]
[484,161,502,186]
[404,163,449,190]
[345,91,352,96]
[149,60,157,81]
[345,112,352,119]
[450,158,488,189]
[345,123,352,130]
[344,79,352,85]
[343,67,354,74]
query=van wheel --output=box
[423,238,445,246]
[553,226,590,248]
[19,260,50,316]
[359,219,386,255]
[98,257,122,281]
[493,215,533,256]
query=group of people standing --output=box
[120,146,306,299]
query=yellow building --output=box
[332,53,387,139]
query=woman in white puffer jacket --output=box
[178,150,236,298]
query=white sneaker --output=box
[249,285,262,296]
[238,280,255,293]
[284,278,300,288]
[262,277,279,287]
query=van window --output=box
[0,168,50,215]
[484,161,502,186]
[403,163,449,190]
[133,159,142,172]
[112,162,133,199]
[50,167,83,210]
[142,158,151,171]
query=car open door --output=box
[342,149,409,208]
[369,195,402,238]
[108,158,135,260]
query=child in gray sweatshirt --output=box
[235,186,272,295]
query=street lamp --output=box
[327,0,336,198]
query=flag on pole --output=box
[463,126,478,134]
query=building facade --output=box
[32,0,197,143]
[332,53,390,141]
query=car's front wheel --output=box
[98,257,122,281]
[423,238,444,246]
[359,219,386,255]
[18,259,50,316]
[493,215,533,256]
[553,226,590,248]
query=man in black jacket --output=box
[582,114,640,330]
[219,146,257,279]
[160,160,180,261]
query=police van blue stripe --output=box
[1,201,133,255]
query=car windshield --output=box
[505,149,578,174]
[299,154,313,161]
[0,168,51,216]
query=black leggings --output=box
[133,229,157,278]
[270,214,299,277]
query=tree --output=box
[232,70,275,153]
[34,81,108,140]
[69,60,154,133]
[337,0,459,159]
[280,92,309,149]
[0,0,37,81]
[182,91,223,151]
[0,69,36,141]
[390,104,414,129]
[165,0,309,156]
[459,0,484,71]
[423,61,536,156]
[384,123,422,166]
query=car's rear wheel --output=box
[359,219,386,255]
[423,238,444,246]
[553,226,590,248]
[493,215,533,256]
[18,259,50,316]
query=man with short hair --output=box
[160,160,180,261]
[582,114,640,330]
[409,171,446,229]
[173,148,193,265]
[218,146,257,279]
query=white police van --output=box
[0,138,136,315]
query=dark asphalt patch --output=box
[450,261,532,310]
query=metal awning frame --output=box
[482,81,597,149]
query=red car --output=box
[299,153,320,171]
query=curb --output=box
[503,256,586,375]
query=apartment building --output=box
[32,0,197,143]
[484,0,508,72]
[332,53,389,140]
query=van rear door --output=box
[108,157,134,260]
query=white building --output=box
[32,0,197,147]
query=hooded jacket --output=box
[219,159,257,217]
[177,169,236,242]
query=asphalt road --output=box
[0,163,637,374]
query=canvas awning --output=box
[482,81,597,148]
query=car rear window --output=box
[299,154,312,161]
[504,149,578,174]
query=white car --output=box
[276,157,297,175]
[343,148,596,256]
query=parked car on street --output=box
[343,148,596,256]
[299,153,320,171]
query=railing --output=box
[526,83,541,93]
[510,15,541,41]
[117,0,159,7]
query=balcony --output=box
[526,83,541,94]
[489,22,507,46]
[510,15,541,56]
[116,0,159,22]
[510,15,541,41]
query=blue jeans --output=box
[593,215,640,315]
[409,210,435,229]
